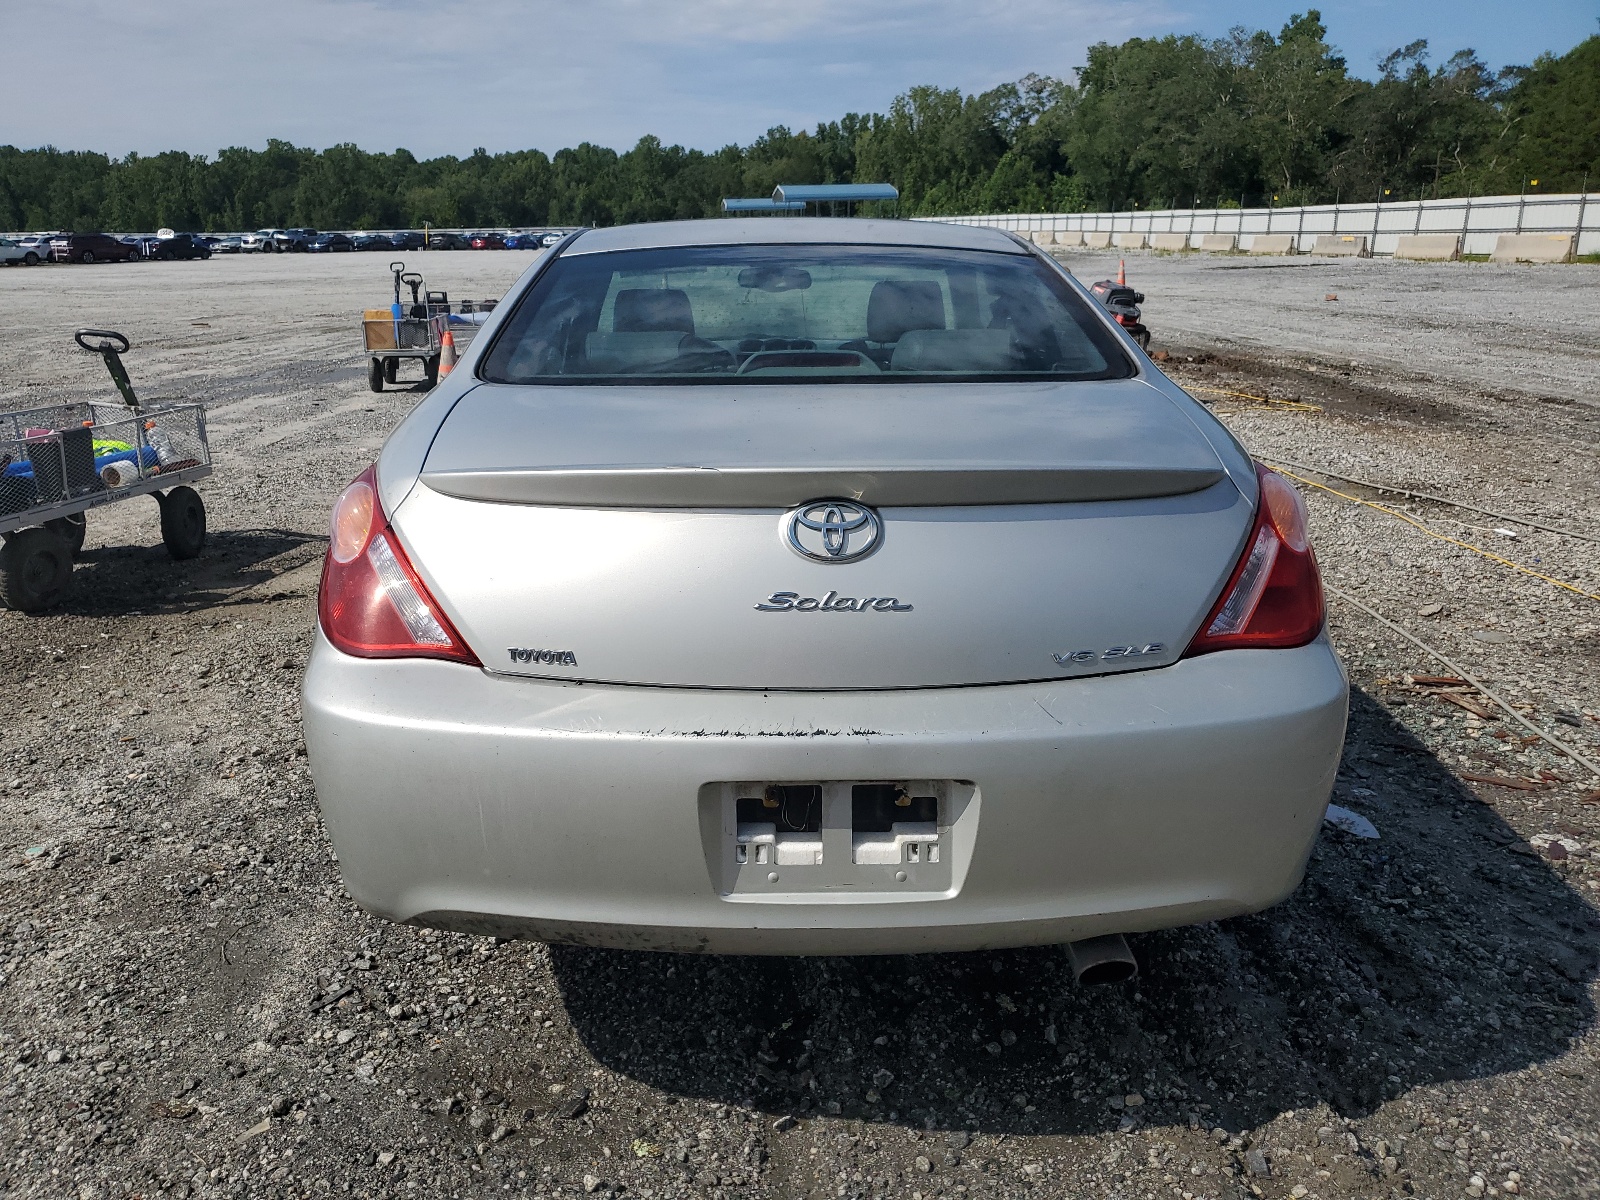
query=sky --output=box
[1,0,1595,160]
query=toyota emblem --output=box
[785,499,883,564]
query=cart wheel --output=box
[45,513,87,558]
[368,357,385,393]
[0,527,73,613]
[384,357,399,384]
[424,354,440,389]
[158,486,206,560]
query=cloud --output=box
[0,0,1160,158]
[2,0,1586,160]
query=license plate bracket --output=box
[705,779,976,900]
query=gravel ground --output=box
[1,251,1598,1200]
[1058,250,1600,406]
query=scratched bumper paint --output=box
[303,630,1348,955]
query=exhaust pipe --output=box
[1066,934,1138,985]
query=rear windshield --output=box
[480,243,1132,384]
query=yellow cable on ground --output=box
[1269,465,1600,604]
[1185,385,1321,412]
[1266,456,1597,544]
[1325,584,1600,780]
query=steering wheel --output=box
[668,336,737,373]
[75,328,130,354]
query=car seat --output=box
[614,289,695,335]
[842,280,946,366]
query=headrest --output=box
[614,289,694,334]
[867,280,945,343]
[889,329,1017,373]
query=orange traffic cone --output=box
[438,330,457,376]
[1117,258,1127,285]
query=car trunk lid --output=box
[397,380,1252,689]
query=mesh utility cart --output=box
[0,329,213,613]
[363,261,449,392]
[362,260,494,392]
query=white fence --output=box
[927,193,1599,258]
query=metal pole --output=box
[1577,176,1590,258]
[1459,195,1472,255]
[1296,202,1305,251]
[1515,181,1525,234]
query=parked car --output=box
[351,232,394,252]
[0,237,44,266]
[503,232,544,249]
[277,228,318,252]
[16,234,58,260]
[308,232,353,252]
[149,233,212,261]
[468,232,507,250]
[302,218,1346,962]
[240,230,278,253]
[49,233,141,263]
[425,232,469,250]
[209,235,243,254]
[121,235,160,259]
[388,231,425,251]
[540,232,565,247]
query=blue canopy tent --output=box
[719,198,806,216]
[771,183,899,216]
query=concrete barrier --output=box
[927,193,1598,262]
[1198,234,1239,252]
[1491,232,1575,263]
[1313,234,1369,257]
[1028,230,1055,246]
[1247,234,1296,254]
[1393,234,1461,261]
[1084,231,1113,249]
[1115,232,1148,250]
[1052,231,1084,249]
[1151,233,1189,252]
[1390,234,1459,260]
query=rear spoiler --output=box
[417,463,1225,508]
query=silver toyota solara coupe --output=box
[302,217,1348,965]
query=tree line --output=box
[1,14,1594,233]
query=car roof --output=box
[563,217,1028,257]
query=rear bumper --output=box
[303,632,1347,955]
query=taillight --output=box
[1183,463,1325,656]
[317,465,480,664]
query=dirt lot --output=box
[1073,250,1600,407]
[1,251,1598,1200]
